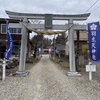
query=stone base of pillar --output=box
[13,71,29,77]
[67,71,81,76]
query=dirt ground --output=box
[0,55,100,100]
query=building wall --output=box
[74,31,88,41]
[0,23,22,58]
[65,30,88,55]
[0,19,24,58]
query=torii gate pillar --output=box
[15,18,29,76]
[67,19,81,76]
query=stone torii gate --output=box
[6,10,90,76]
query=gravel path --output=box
[0,55,100,100]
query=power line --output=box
[85,0,99,13]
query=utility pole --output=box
[41,35,44,57]
[53,35,56,60]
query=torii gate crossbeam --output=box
[6,10,90,76]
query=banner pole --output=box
[2,58,6,80]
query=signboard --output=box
[45,14,52,29]
[86,65,96,72]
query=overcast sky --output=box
[0,0,100,38]
[0,0,100,22]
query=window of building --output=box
[10,28,21,34]
[1,24,22,34]
[1,24,6,33]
